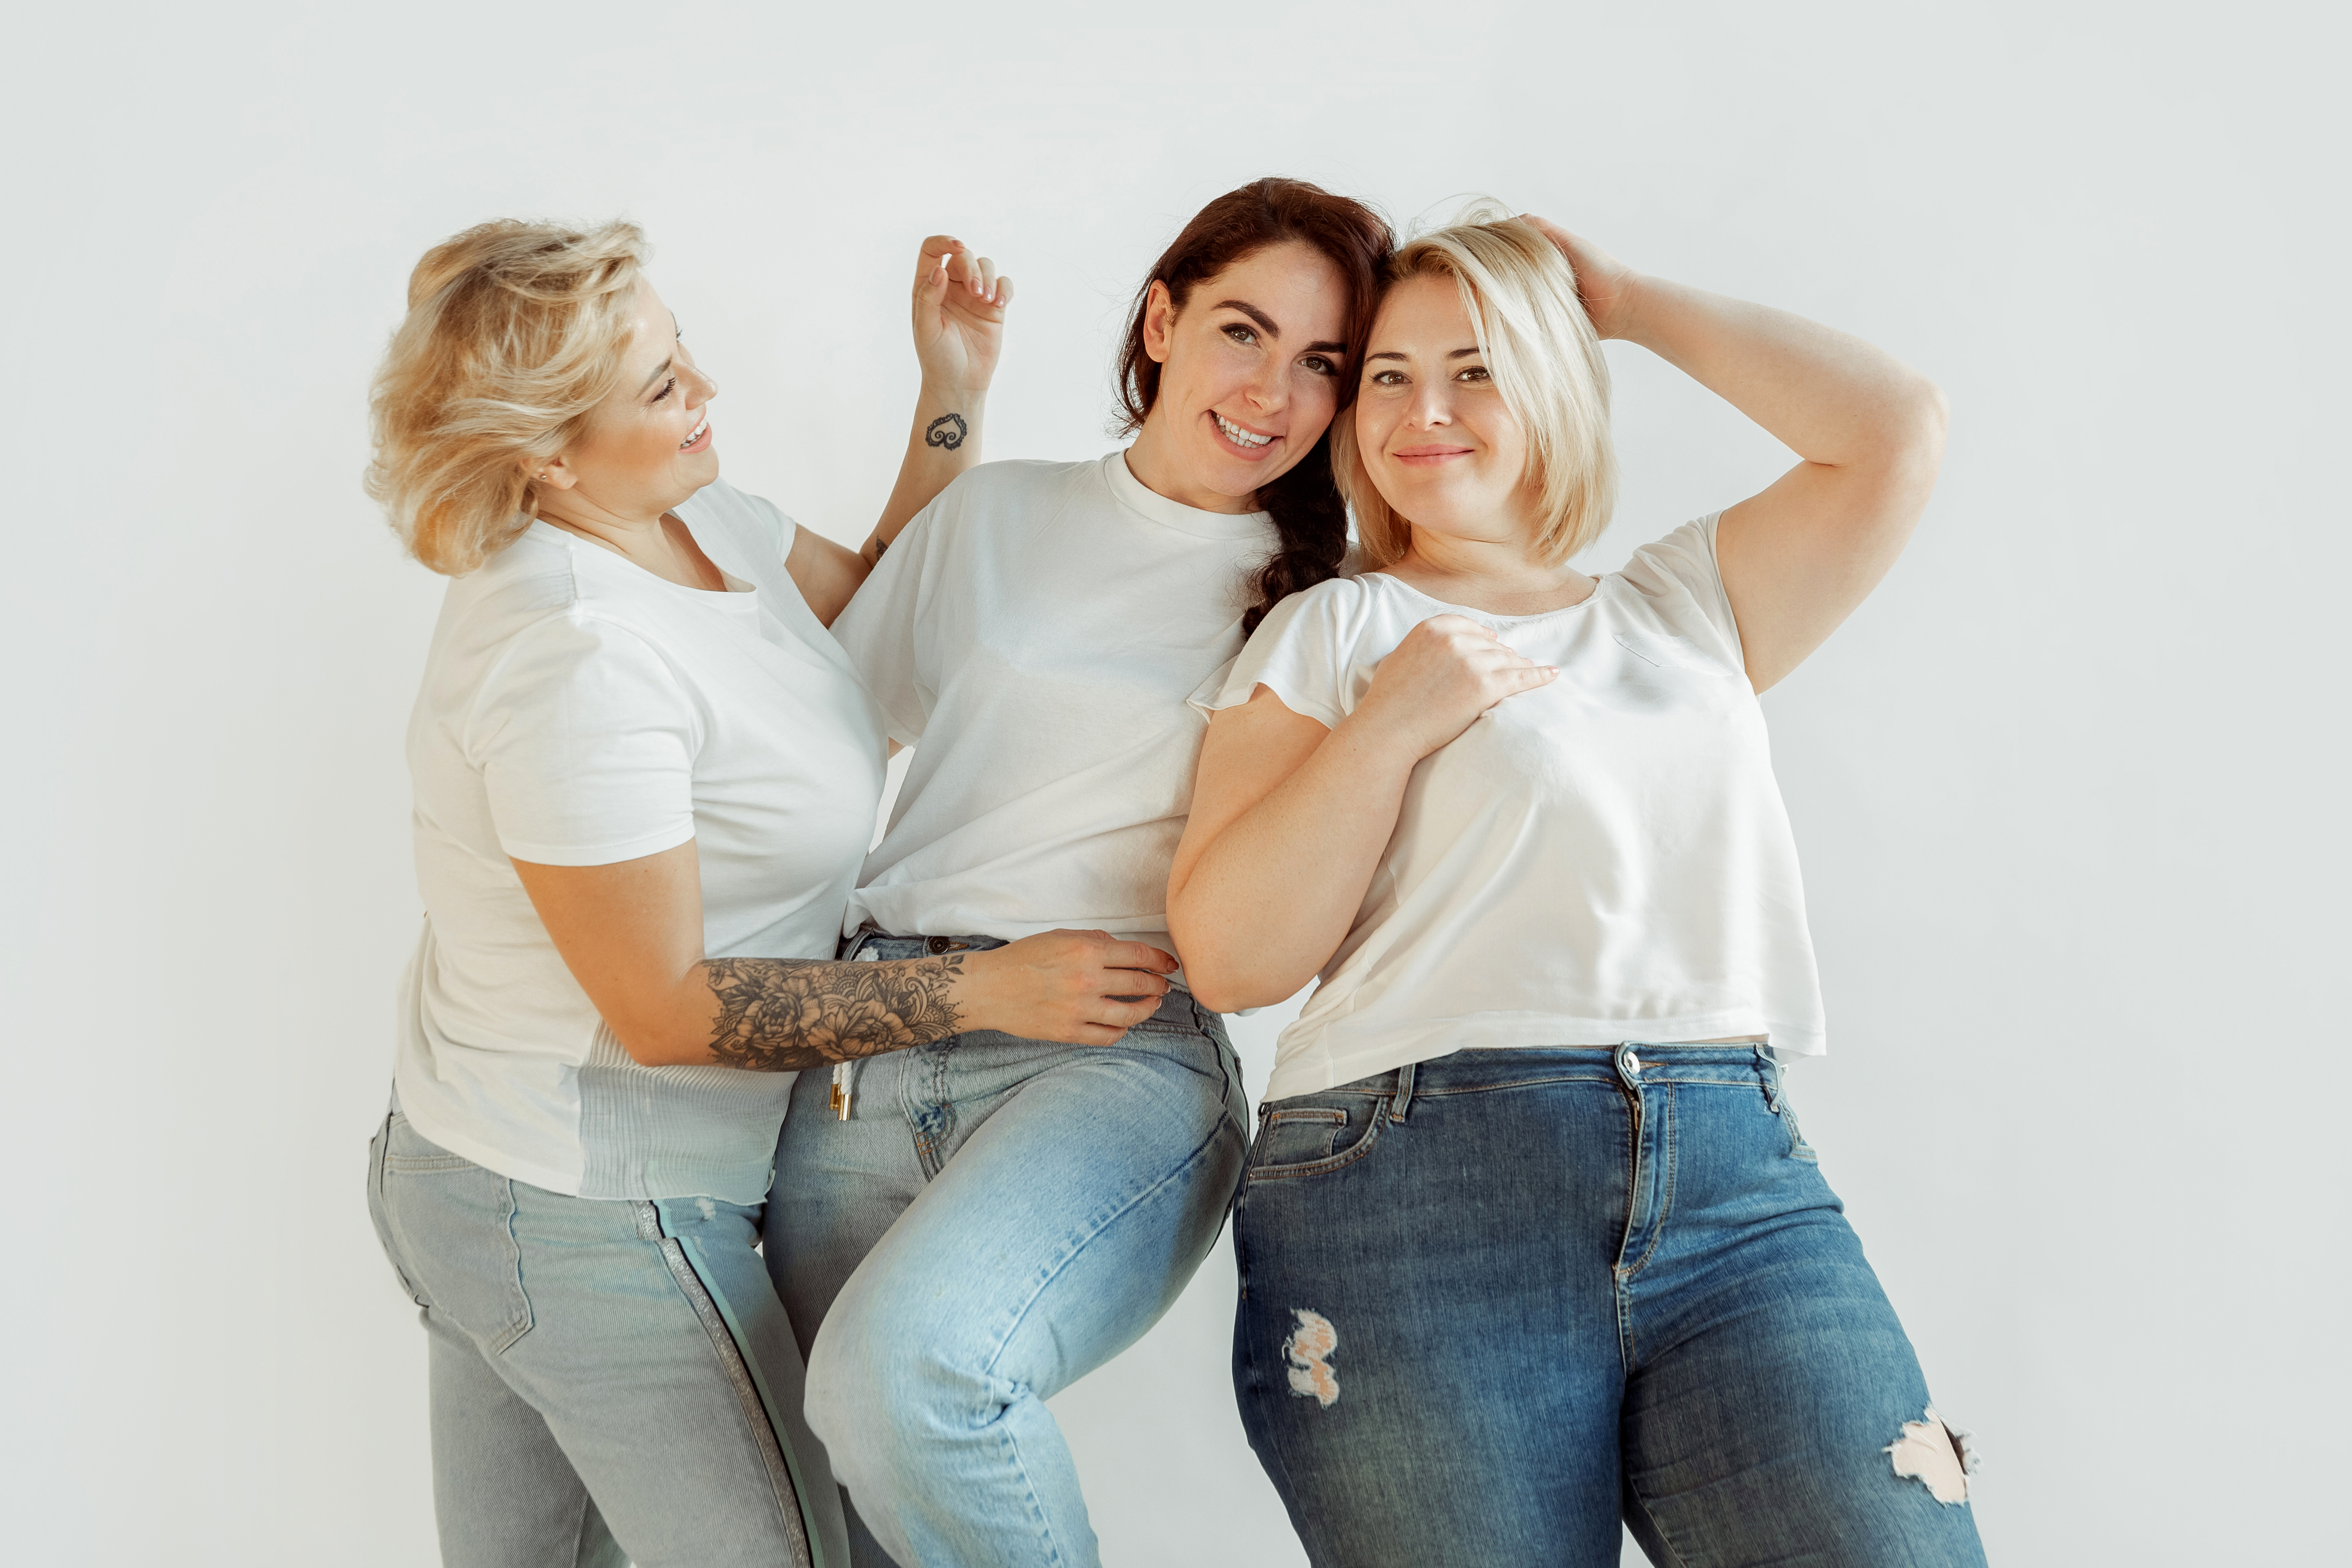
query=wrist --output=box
[1601,271,1660,346]
[1334,706,1434,771]
[918,380,991,404]
[945,947,1002,1028]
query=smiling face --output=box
[1130,241,1351,512]
[539,279,719,521]
[1354,273,1537,548]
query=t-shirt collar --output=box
[1103,450,1274,540]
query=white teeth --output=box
[680,415,709,449]
[1214,413,1272,449]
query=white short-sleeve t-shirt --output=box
[396,479,887,1202]
[831,452,1274,955]
[1205,516,1825,1102]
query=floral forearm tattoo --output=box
[702,956,967,1071]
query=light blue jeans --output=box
[765,931,1250,1568]
[367,1109,853,1567]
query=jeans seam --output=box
[491,1179,534,1354]
[1624,1483,1694,1568]
[633,1201,815,1568]
[1624,1085,1678,1281]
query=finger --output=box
[1518,213,1578,256]
[916,235,966,283]
[1093,996,1167,1030]
[973,256,997,299]
[1102,941,1180,973]
[994,274,1015,309]
[1063,1022,1129,1047]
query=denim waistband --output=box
[1320,1044,1781,1100]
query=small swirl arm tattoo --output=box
[703,955,967,1071]
[924,412,968,450]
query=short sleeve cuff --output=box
[497,818,696,868]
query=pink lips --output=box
[680,416,713,454]
[1392,444,1473,467]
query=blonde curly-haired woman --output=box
[362,219,1176,1568]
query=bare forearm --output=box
[863,384,987,564]
[1615,276,1944,467]
[630,955,973,1071]
[1175,722,1419,1010]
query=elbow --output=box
[1900,374,1950,459]
[1176,946,1290,1016]
[605,1010,708,1068]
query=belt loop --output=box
[1755,1045,1780,1111]
[1390,1060,1417,1125]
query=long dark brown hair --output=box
[1114,178,1393,635]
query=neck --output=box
[1387,521,1594,613]
[535,490,668,553]
[535,490,722,591]
[1124,412,1259,515]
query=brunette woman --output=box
[365,220,1167,1568]
[1170,210,1983,1567]
[764,178,1392,1568]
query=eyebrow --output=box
[1365,345,1483,363]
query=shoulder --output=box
[677,477,793,568]
[1614,514,1742,662]
[932,457,1102,518]
[1617,515,1724,601]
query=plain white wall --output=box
[4,2,2344,1563]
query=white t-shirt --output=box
[1205,516,1825,1102]
[833,452,1274,954]
[395,479,887,1203]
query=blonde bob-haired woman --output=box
[1169,209,1985,1566]
[364,218,1176,1568]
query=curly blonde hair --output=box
[365,219,650,575]
[1334,204,1618,568]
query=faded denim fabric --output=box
[367,1110,851,1568]
[765,932,1249,1568]
[1232,1044,1987,1568]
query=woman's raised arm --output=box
[786,236,1013,624]
[1526,217,1947,693]
[512,840,1170,1069]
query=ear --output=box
[530,453,579,492]
[1141,280,1177,366]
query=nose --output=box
[1242,355,1287,414]
[684,359,719,405]
[1405,377,1451,429]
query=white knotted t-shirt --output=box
[1205,515,1826,1102]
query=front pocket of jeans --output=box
[1245,1102,1383,1182]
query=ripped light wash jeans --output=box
[1232,1045,1988,1568]
[764,931,1250,1568]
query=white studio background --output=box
[3,2,2343,1563]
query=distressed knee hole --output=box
[1886,1405,1978,1505]
[1282,1308,1339,1407]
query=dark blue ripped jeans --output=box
[1231,1045,1987,1568]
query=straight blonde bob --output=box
[1334,203,1618,569]
[365,219,650,576]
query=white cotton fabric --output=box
[832,452,1275,957]
[1203,515,1826,1103]
[395,479,887,1202]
